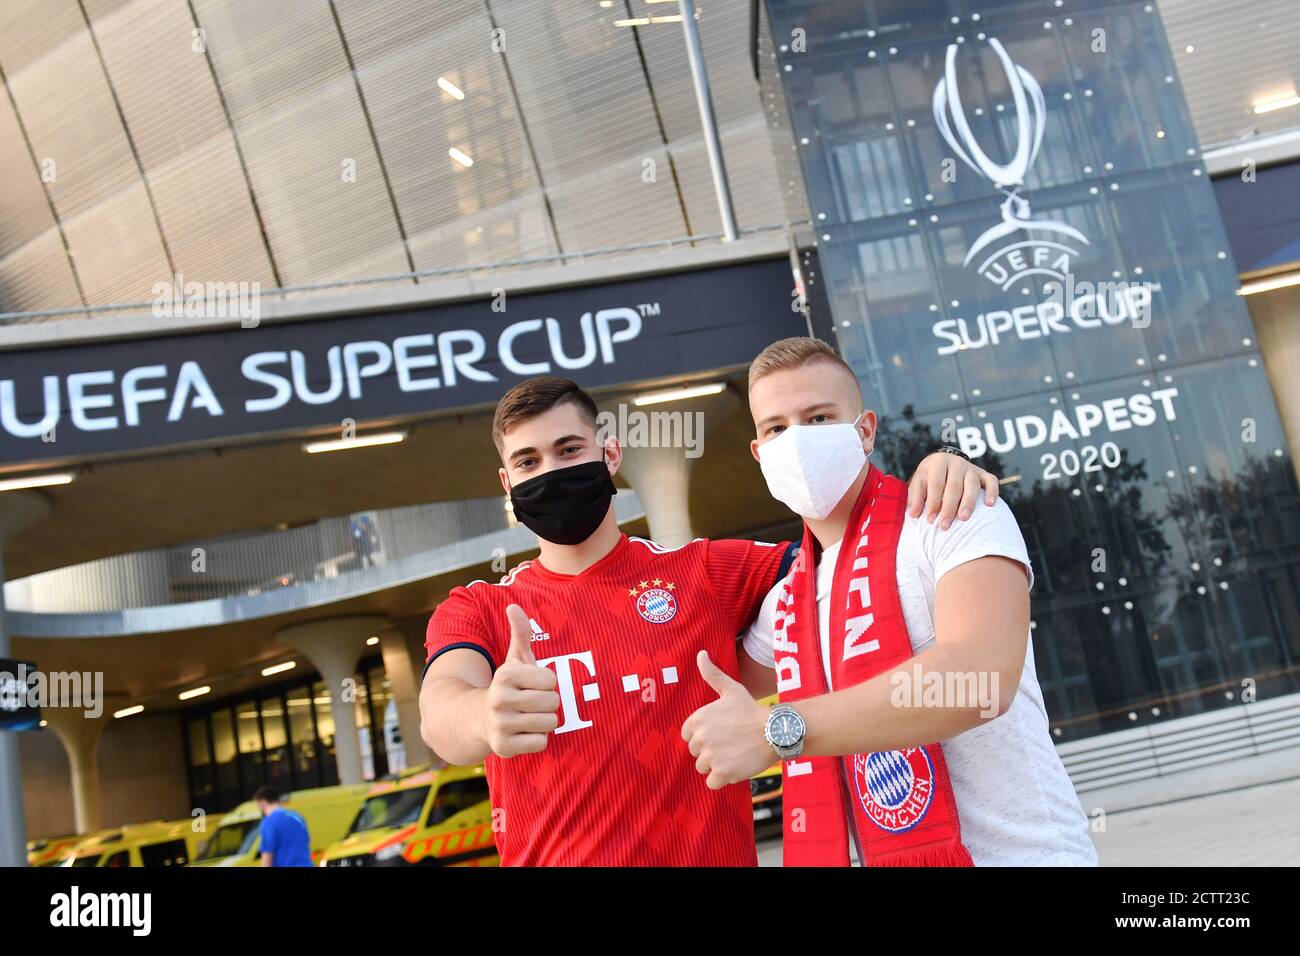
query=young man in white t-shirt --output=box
[681,337,1096,866]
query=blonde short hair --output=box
[748,336,859,393]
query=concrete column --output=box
[1247,283,1300,485]
[277,615,387,786]
[614,388,741,548]
[0,491,51,866]
[42,705,113,834]
[379,621,436,771]
[618,439,695,547]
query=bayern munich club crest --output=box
[628,579,678,624]
[853,748,936,833]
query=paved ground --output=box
[1088,772,1300,867]
[756,748,1300,866]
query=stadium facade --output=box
[0,0,1296,857]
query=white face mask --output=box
[758,414,869,520]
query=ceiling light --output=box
[178,686,211,701]
[1253,91,1300,114]
[1238,271,1300,296]
[633,383,725,406]
[303,431,406,454]
[262,661,297,677]
[0,471,76,492]
[366,636,379,646]
[613,14,685,25]
[437,76,465,100]
[114,705,144,719]
[449,147,474,168]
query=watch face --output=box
[769,710,804,748]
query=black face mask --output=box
[509,459,617,546]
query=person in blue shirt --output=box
[253,785,314,868]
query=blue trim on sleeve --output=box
[422,642,496,684]
[775,541,800,583]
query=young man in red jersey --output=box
[418,375,998,866]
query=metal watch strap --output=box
[765,703,806,760]
[939,444,971,461]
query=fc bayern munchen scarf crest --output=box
[773,465,973,866]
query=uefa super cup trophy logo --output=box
[933,37,1089,288]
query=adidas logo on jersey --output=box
[529,618,551,642]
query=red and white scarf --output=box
[773,465,973,866]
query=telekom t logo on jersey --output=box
[536,651,598,734]
[524,572,685,735]
[534,649,684,734]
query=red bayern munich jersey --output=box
[424,533,794,866]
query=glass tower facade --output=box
[762,0,1300,740]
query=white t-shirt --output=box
[743,498,1097,867]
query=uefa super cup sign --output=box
[933,37,1090,289]
[926,36,1172,473]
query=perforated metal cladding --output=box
[84,0,277,288]
[332,0,556,271]
[634,0,787,236]
[190,0,411,285]
[0,0,171,306]
[1162,0,1300,147]
[0,0,796,317]
[0,86,82,312]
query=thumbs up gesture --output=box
[681,649,773,790]
[482,605,561,758]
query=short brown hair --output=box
[748,336,858,392]
[492,376,599,449]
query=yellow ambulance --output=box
[58,820,206,867]
[27,833,84,867]
[319,764,497,867]
[189,782,371,867]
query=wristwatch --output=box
[764,703,807,760]
[939,444,971,461]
